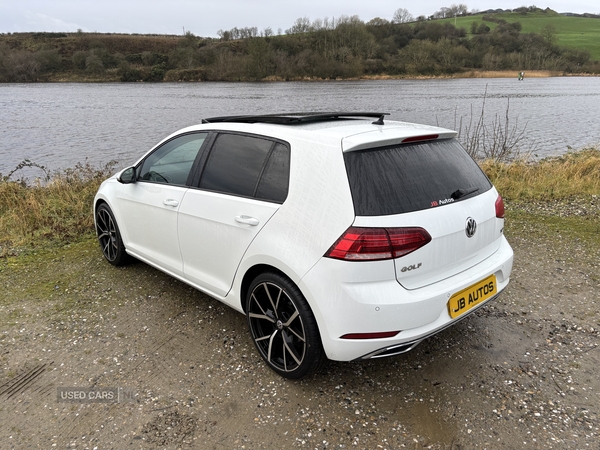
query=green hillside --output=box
[441,11,600,60]
[2,8,599,83]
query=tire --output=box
[95,203,130,266]
[246,272,326,379]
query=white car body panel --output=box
[178,189,280,297]
[224,135,356,312]
[114,182,187,276]
[232,136,355,279]
[299,235,513,361]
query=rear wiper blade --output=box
[451,187,479,200]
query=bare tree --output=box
[217,29,228,41]
[367,17,391,26]
[433,7,450,19]
[312,19,323,31]
[541,23,557,45]
[452,4,469,16]
[286,17,311,34]
[4,50,41,81]
[392,8,414,23]
[456,88,531,162]
[432,4,468,19]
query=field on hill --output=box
[444,11,600,60]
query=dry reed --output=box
[0,160,117,256]
[481,148,600,201]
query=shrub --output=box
[0,160,118,256]
[72,51,88,70]
[120,68,142,82]
[125,53,144,65]
[35,49,63,72]
[144,62,166,81]
[163,68,207,81]
[85,54,104,74]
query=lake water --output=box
[1,77,599,176]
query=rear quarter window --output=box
[344,139,492,216]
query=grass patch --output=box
[505,209,600,272]
[507,208,600,243]
[480,148,600,201]
[0,161,117,257]
[0,238,97,288]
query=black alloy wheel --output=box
[246,272,326,379]
[95,203,129,266]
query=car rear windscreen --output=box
[344,138,492,216]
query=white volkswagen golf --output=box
[94,113,513,379]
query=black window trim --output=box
[251,140,278,198]
[190,130,291,205]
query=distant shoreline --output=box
[311,70,598,81]
[40,70,598,83]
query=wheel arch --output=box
[93,197,108,216]
[93,197,115,234]
[93,195,124,242]
[240,264,291,314]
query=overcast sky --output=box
[1,0,598,37]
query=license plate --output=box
[447,275,497,319]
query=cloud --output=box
[0,5,82,33]
[24,11,82,32]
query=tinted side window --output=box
[256,143,290,203]
[344,139,492,216]
[138,133,207,186]
[199,134,289,203]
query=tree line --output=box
[0,8,598,83]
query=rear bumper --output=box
[299,236,513,362]
[356,291,501,360]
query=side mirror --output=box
[117,167,136,184]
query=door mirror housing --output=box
[117,167,136,184]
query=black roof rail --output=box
[201,112,390,125]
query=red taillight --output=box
[495,195,505,218]
[325,227,432,261]
[341,331,400,340]
[402,134,439,143]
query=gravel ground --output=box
[0,198,598,449]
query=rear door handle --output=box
[163,199,179,207]
[235,215,259,226]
